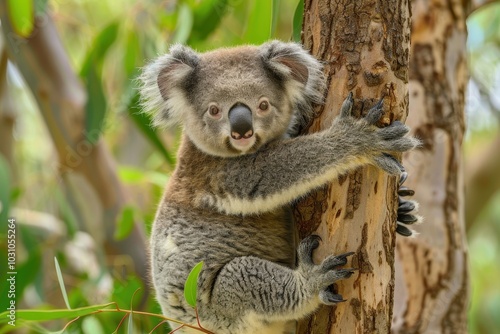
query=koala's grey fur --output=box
[140,40,419,334]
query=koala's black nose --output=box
[228,104,253,140]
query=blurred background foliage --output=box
[0,0,498,333]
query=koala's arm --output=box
[205,95,419,215]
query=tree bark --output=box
[295,1,411,333]
[392,1,469,333]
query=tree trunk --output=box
[295,1,411,333]
[392,1,469,332]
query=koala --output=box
[140,41,420,334]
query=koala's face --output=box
[140,41,324,157]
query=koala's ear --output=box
[139,44,200,127]
[260,40,325,135]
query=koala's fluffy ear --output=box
[260,41,325,134]
[139,44,200,127]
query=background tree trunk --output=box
[392,1,470,332]
[295,1,411,333]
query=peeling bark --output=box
[296,1,411,332]
[392,1,469,333]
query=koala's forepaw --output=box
[336,94,420,176]
[298,235,356,304]
[396,172,422,237]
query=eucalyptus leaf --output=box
[79,21,120,77]
[54,257,71,310]
[171,3,193,44]
[84,64,107,145]
[114,206,135,241]
[184,261,203,308]
[293,0,304,42]
[6,0,34,37]
[188,0,229,43]
[244,0,273,44]
[0,303,116,324]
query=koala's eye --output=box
[208,105,221,117]
[259,100,269,111]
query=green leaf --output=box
[79,22,120,77]
[293,0,304,42]
[126,92,175,166]
[184,261,203,308]
[16,225,42,303]
[188,0,229,43]
[118,166,145,184]
[171,3,193,44]
[82,316,105,334]
[244,0,273,44]
[114,206,135,241]
[79,22,119,145]
[0,303,116,324]
[54,257,71,310]
[124,30,141,78]
[84,64,107,145]
[6,0,34,37]
[271,0,281,37]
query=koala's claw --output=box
[396,172,422,237]
[398,200,415,213]
[339,92,354,118]
[365,98,385,125]
[321,252,355,271]
[398,186,415,197]
[320,287,346,305]
[399,171,408,185]
[396,224,413,237]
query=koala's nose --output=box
[228,104,253,140]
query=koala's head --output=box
[139,41,325,157]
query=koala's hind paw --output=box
[396,172,422,237]
[298,236,356,304]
